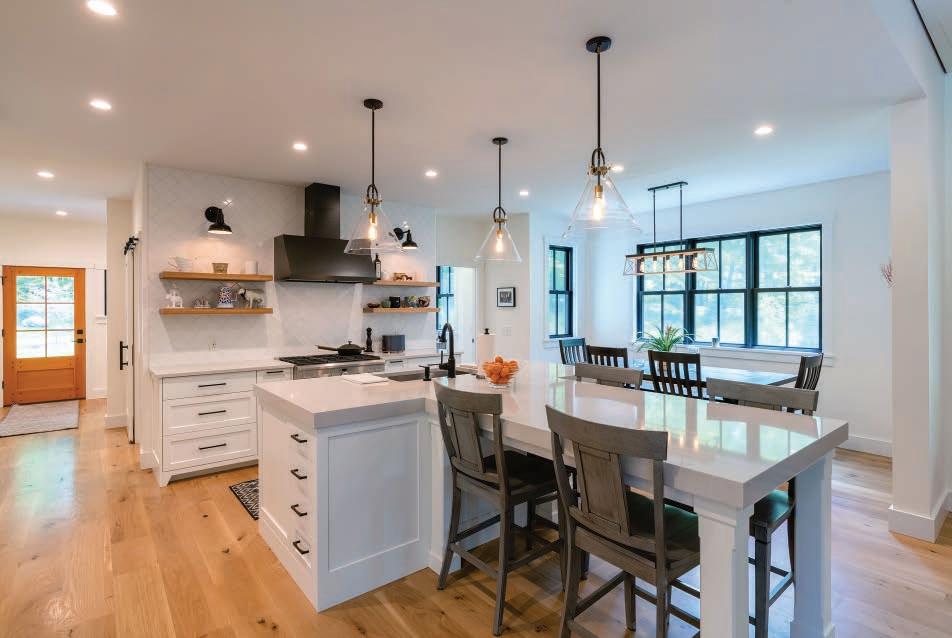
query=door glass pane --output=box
[662,294,684,332]
[16,304,46,329]
[557,294,568,336]
[16,275,45,301]
[788,291,820,348]
[757,292,787,346]
[16,331,45,358]
[642,295,662,336]
[47,276,74,302]
[47,330,74,356]
[720,293,746,344]
[720,238,747,289]
[47,304,74,329]
[695,241,719,290]
[789,231,821,287]
[694,293,717,342]
[758,235,788,287]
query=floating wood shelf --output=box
[362,307,438,314]
[159,307,273,316]
[368,280,439,288]
[159,271,273,282]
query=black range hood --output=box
[274,183,377,283]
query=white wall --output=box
[0,213,108,400]
[482,214,530,359]
[584,172,893,455]
[105,199,132,427]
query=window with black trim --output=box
[547,246,573,338]
[635,225,821,350]
[436,266,454,330]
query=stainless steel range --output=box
[277,354,385,379]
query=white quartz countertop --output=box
[149,359,293,378]
[255,361,848,508]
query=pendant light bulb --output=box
[592,184,605,220]
[475,137,522,262]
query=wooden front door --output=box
[2,266,86,405]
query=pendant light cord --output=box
[370,107,375,194]
[596,50,601,156]
[652,190,657,246]
[679,182,683,243]
[498,141,502,211]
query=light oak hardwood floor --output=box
[0,399,950,637]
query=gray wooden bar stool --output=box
[434,383,564,636]
[546,404,701,638]
[586,345,629,367]
[707,378,819,638]
[559,337,587,365]
[573,362,643,389]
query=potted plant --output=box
[638,325,690,352]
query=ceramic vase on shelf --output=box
[217,284,236,308]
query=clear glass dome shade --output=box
[475,221,522,262]
[344,201,402,255]
[563,171,640,237]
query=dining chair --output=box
[586,345,629,368]
[574,362,643,389]
[795,353,824,390]
[546,405,700,638]
[433,383,564,636]
[647,350,703,398]
[559,337,587,365]
[706,378,819,638]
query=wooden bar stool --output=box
[647,350,703,398]
[574,362,643,389]
[795,353,824,390]
[586,345,629,368]
[559,337,587,365]
[434,383,564,636]
[546,405,701,638]
[707,378,819,638]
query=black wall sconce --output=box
[205,206,232,235]
[392,225,418,250]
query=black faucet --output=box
[438,323,456,378]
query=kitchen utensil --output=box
[365,327,373,353]
[317,341,364,356]
[212,262,229,274]
[167,256,193,272]
[382,334,405,353]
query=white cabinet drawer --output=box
[163,425,257,472]
[163,371,256,400]
[287,494,316,540]
[288,428,315,461]
[257,368,292,383]
[162,392,255,435]
[289,529,314,571]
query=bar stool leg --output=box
[560,542,582,638]
[526,498,536,549]
[494,507,512,636]
[754,530,771,638]
[437,484,461,590]
[623,573,637,631]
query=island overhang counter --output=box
[254,361,847,638]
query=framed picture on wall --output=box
[496,286,516,307]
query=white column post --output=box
[695,498,753,638]
[790,453,835,638]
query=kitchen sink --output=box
[387,369,472,382]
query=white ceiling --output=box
[0,0,923,222]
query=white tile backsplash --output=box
[144,165,440,366]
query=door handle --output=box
[119,340,130,370]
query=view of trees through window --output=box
[547,246,573,338]
[635,226,821,350]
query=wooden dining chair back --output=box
[559,337,587,365]
[647,350,703,398]
[706,378,818,415]
[795,353,824,390]
[434,383,563,636]
[573,363,643,389]
[705,378,818,638]
[546,405,700,638]
[586,345,629,368]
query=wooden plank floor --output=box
[1,399,951,637]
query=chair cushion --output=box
[751,489,793,530]
[624,491,700,562]
[482,451,557,491]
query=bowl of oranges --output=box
[481,356,520,388]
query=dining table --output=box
[628,357,798,387]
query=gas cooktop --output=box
[278,354,381,366]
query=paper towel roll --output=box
[476,331,496,376]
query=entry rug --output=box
[0,400,79,437]
[229,478,259,520]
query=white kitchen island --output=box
[254,361,847,637]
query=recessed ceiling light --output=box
[55,210,69,217]
[36,170,55,179]
[89,98,112,111]
[519,189,530,197]
[86,1,118,17]
[754,124,775,137]
[611,164,624,173]
[292,141,308,152]
[424,169,438,178]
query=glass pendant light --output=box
[475,137,522,262]
[563,36,640,237]
[345,98,402,255]
[623,181,717,276]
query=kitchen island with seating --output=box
[254,361,847,637]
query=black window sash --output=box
[548,246,574,339]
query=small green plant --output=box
[638,325,690,352]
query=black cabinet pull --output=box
[290,503,308,517]
[290,433,308,443]
[290,468,308,480]
[266,370,284,375]
[198,409,227,416]
[198,382,227,388]
[198,442,227,451]
[292,540,310,555]
[119,340,130,370]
